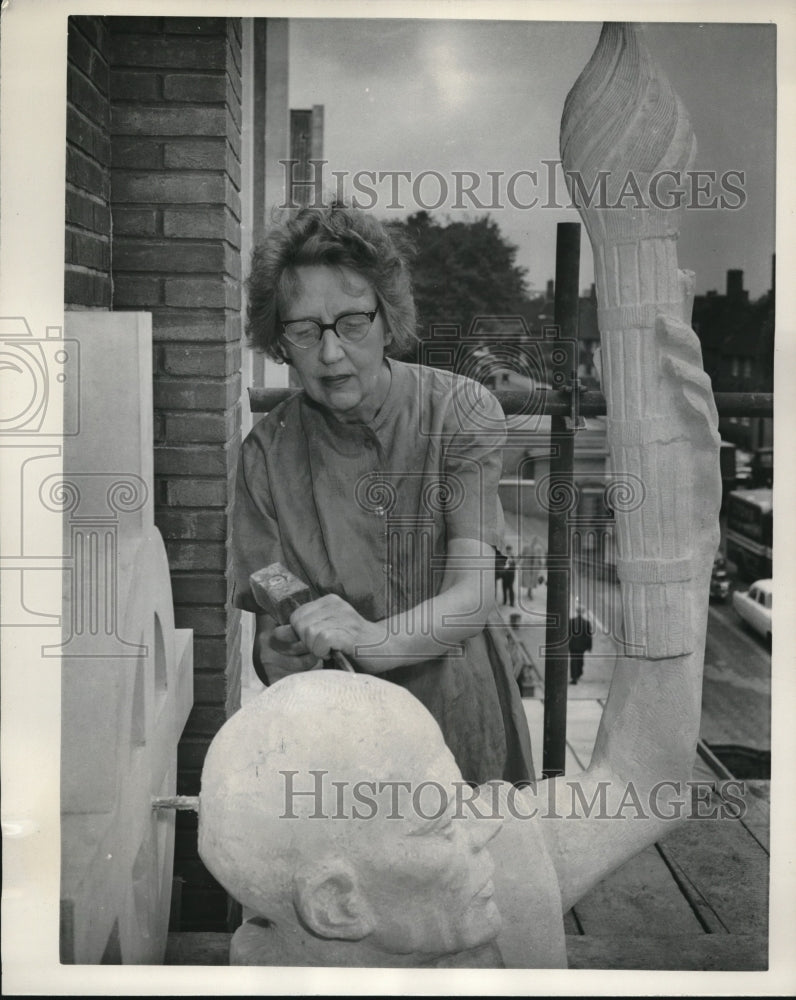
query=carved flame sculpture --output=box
[561,22,715,658]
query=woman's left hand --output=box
[288,594,386,663]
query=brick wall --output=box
[107,16,243,931]
[65,17,112,309]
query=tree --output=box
[389,212,532,365]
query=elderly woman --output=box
[232,204,533,785]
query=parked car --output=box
[732,579,772,642]
[709,566,732,602]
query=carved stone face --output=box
[199,673,504,960]
[354,746,503,956]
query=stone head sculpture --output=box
[199,671,503,966]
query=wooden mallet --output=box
[249,562,356,673]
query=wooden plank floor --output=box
[560,712,769,969]
[571,844,705,937]
[520,676,769,971]
[566,933,768,971]
[566,781,769,966]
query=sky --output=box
[289,19,776,301]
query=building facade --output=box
[64,14,289,931]
[692,266,775,452]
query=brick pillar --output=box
[65,16,111,309]
[108,16,243,930]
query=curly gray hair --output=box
[245,203,417,360]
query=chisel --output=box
[249,562,356,672]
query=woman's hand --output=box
[266,625,319,667]
[279,539,496,674]
[255,614,318,684]
[288,594,387,664]
[279,538,494,674]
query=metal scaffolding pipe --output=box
[542,221,581,779]
[249,387,772,420]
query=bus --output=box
[725,487,773,580]
[719,440,737,508]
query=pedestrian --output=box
[569,605,593,685]
[521,543,535,599]
[502,545,517,607]
[494,548,507,602]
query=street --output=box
[700,598,771,750]
[501,507,772,758]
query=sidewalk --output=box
[495,593,612,775]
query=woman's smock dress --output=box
[232,358,534,785]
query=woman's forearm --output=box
[286,538,497,673]
[356,536,497,673]
[358,576,492,674]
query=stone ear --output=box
[292,859,375,941]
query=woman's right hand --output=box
[269,624,317,663]
[253,615,319,685]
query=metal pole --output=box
[250,386,773,420]
[542,222,581,779]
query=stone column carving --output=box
[560,22,710,658]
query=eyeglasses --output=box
[279,309,379,350]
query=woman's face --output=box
[279,265,392,423]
